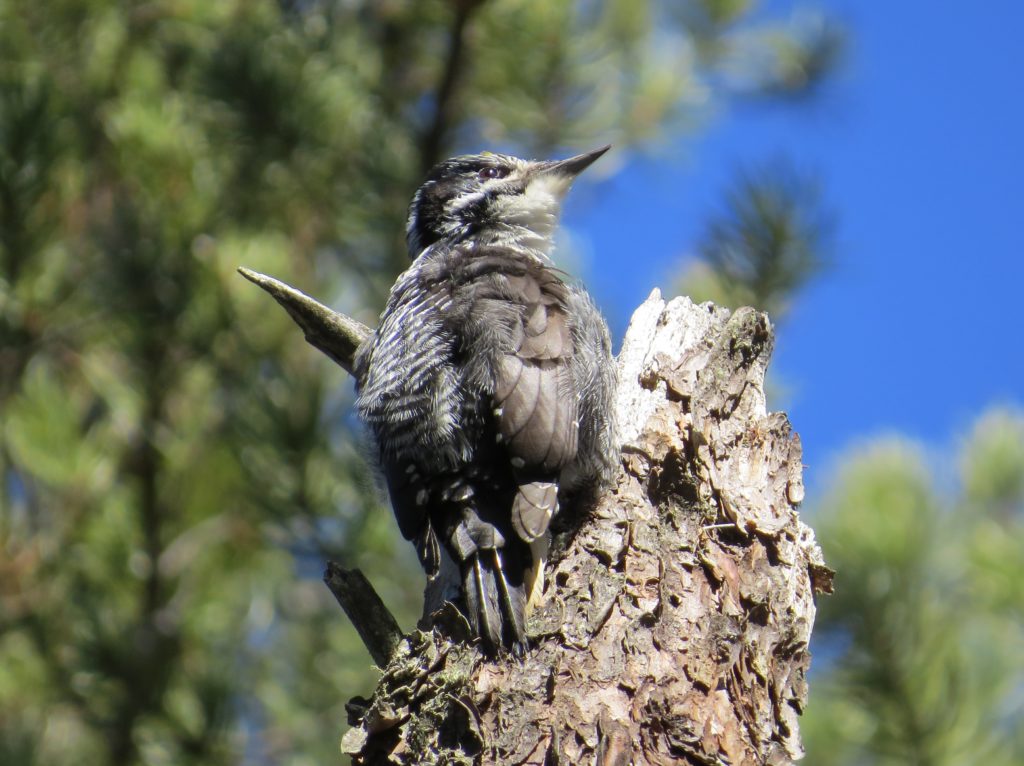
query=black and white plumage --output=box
[354,147,617,652]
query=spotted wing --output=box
[488,265,579,543]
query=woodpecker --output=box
[354,147,617,652]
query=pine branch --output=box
[419,0,488,174]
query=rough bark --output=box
[241,270,833,766]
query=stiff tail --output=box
[463,547,527,652]
[451,510,529,652]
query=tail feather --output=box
[447,503,533,652]
[465,553,503,649]
[489,548,527,649]
[461,548,528,652]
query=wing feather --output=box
[482,263,580,545]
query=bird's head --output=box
[406,145,610,258]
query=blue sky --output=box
[568,0,1024,489]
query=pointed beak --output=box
[537,145,611,179]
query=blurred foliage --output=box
[802,407,1024,765]
[676,160,832,321]
[0,0,840,764]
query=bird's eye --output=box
[478,166,508,181]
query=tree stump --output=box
[240,270,832,766]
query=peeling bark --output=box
[241,271,832,766]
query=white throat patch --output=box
[490,173,571,241]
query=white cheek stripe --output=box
[446,189,487,215]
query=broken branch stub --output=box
[237,267,370,374]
